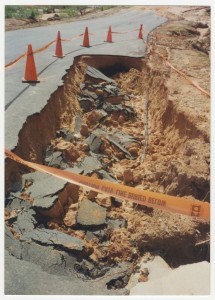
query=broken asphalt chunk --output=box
[56,128,74,141]
[82,89,98,100]
[107,218,127,230]
[73,155,103,175]
[96,169,117,182]
[102,103,135,117]
[33,195,59,210]
[21,228,85,252]
[88,128,138,159]
[44,150,69,169]
[5,193,31,212]
[86,66,115,83]
[105,262,133,290]
[22,171,68,211]
[23,171,67,200]
[73,114,83,134]
[12,208,37,235]
[77,199,107,228]
[74,259,109,279]
[78,97,95,112]
[85,133,103,154]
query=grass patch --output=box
[100,5,115,11]
[5,5,39,19]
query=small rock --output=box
[118,114,127,125]
[54,141,72,151]
[63,203,78,227]
[86,110,101,126]
[123,169,134,184]
[79,143,89,152]
[151,154,158,161]
[80,124,89,136]
[111,198,123,207]
[85,231,97,242]
[73,133,82,140]
[154,138,160,145]
[138,268,149,282]
[133,173,142,184]
[63,210,77,227]
[94,88,104,96]
[106,96,123,105]
[79,97,95,112]
[111,120,119,127]
[115,152,125,160]
[116,171,123,180]
[63,145,80,162]
[107,218,127,229]
[88,190,98,200]
[128,146,139,157]
[96,194,112,208]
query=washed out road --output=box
[5,8,166,150]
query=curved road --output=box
[5,8,166,150]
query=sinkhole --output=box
[5,54,210,285]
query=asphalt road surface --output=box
[5,8,166,150]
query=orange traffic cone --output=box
[22,44,40,83]
[53,31,65,58]
[82,27,90,47]
[106,26,113,43]
[138,24,143,39]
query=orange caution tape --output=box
[61,33,85,42]
[5,40,55,69]
[112,28,139,34]
[5,149,210,222]
[5,32,90,69]
[152,50,210,98]
[5,53,26,69]
[33,40,56,54]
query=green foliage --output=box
[5,5,115,20]
[100,5,115,11]
[5,5,39,19]
[61,7,78,17]
[5,6,17,18]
